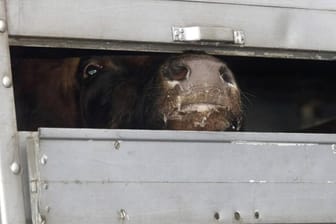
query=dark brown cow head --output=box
[77,56,150,129]
[13,58,81,130]
[14,53,242,131]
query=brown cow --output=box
[13,58,81,130]
[13,53,243,131]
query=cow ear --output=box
[82,63,103,79]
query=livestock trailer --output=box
[1,0,336,224]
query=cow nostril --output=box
[170,65,189,81]
[219,66,234,84]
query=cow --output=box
[12,53,243,131]
[13,57,81,130]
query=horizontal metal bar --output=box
[37,137,336,183]
[38,128,336,144]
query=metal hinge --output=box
[172,26,245,45]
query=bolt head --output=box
[234,211,241,220]
[119,209,129,220]
[114,141,121,150]
[38,214,46,224]
[40,155,48,165]
[214,212,220,220]
[0,19,6,33]
[254,210,260,219]
[2,76,12,88]
[10,162,21,174]
[43,183,49,190]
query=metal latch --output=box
[172,26,245,45]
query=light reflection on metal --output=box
[0,19,6,32]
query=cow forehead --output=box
[87,56,151,69]
[183,58,226,68]
[85,56,123,70]
[171,54,225,66]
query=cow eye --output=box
[84,63,103,79]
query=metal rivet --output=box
[119,209,129,220]
[214,212,220,220]
[45,206,51,213]
[234,211,241,221]
[10,162,21,174]
[2,76,12,88]
[43,183,48,190]
[332,144,336,154]
[40,155,48,165]
[114,140,121,150]
[38,214,46,224]
[254,211,260,219]
[0,19,6,33]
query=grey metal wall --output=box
[6,0,336,59]
[26,128,336,224]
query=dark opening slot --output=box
[224,56,336,133]
[10,46,336,133]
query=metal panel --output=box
[28,128,336,224]
[0,0,26,223]
[6,0,336,54]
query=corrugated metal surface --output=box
[27,128,336,224]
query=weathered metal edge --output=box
[37,128,336,145]
[9,36,336,61]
